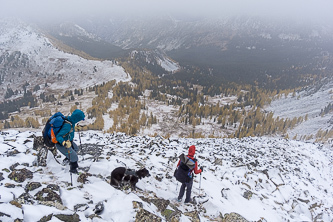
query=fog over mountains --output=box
[43,14,333,89]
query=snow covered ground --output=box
[0,129,332,221]
[265,77,333,142]
[0,18,131,100]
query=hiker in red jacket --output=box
[175,145,203,203]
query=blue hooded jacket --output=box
[56,109,85,144]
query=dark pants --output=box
[55,141,79,162]
[178,179,193,203]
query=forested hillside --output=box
[1,53,322,141]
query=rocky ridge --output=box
[0,130,332,221]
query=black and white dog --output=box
[110,167,150,190]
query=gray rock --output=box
[94,201,104,215]
[155,174,163,182]
[9,162,20,171]
[77,173,91,184]
[7,149,20,157]
[150,198,170,212]
[39,201,67,210]
[214,158,223,166]
[35,188,62,204]
[34,135,58,166]
[54,213,80,222]
[243,190,253,200]
[133,201,143,209]
[33,135,45,151]
[77,144,103,158]
[25,182,42,192]
[135,208,161,222]
[74,203,89,212]
[8,168,33,182]
[16,192,35,205]
[5,183,16,188]
[47,184,60,192]
[222,212,249,222]
[184,211,200,222]
[37,147,48,167]
[38,214,53,222]
[162,208,181,222]
[0,211,11,218]
[9,200,22,209]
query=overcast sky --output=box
[0,0,332,23]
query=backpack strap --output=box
[62,120,73,140]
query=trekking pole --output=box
[199,172,202,197]
[78,126,82,147]
[68,132,73,186]
[78,126,84,160]
[68,147,73,186]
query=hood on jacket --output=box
[67,109,85,125]
[188,145,196,157]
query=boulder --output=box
[8,168,33,182]
[16,193,35,205]
[25,182,42,192]
[222,212,249,222]
[54,213,80,222]
[35,188,62,204]
[135,208,161,222]
[184,211,200,222]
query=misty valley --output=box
[0,15,332,141]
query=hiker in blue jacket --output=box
[55,109,85,173]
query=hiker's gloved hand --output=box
[75,124,82,131]
[62,140,71,148]
[200,166,204,172]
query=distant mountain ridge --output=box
[48,15,333,88]
[75,15,333,51]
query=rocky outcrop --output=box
[33,135,58,166]
[25,182,42,192]
[135,208,161,222]
[37,213,80,222]
[222,212,249,222]
[8,168,33,182]
[35,188,62,204]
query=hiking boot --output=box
[184,199,195,204]
[177,198,182,202]
[69,161,78,174]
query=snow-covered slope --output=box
[130,49,180,73]
[0,130,332,221]
[265,76,333,142]
[0,18,130,100]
